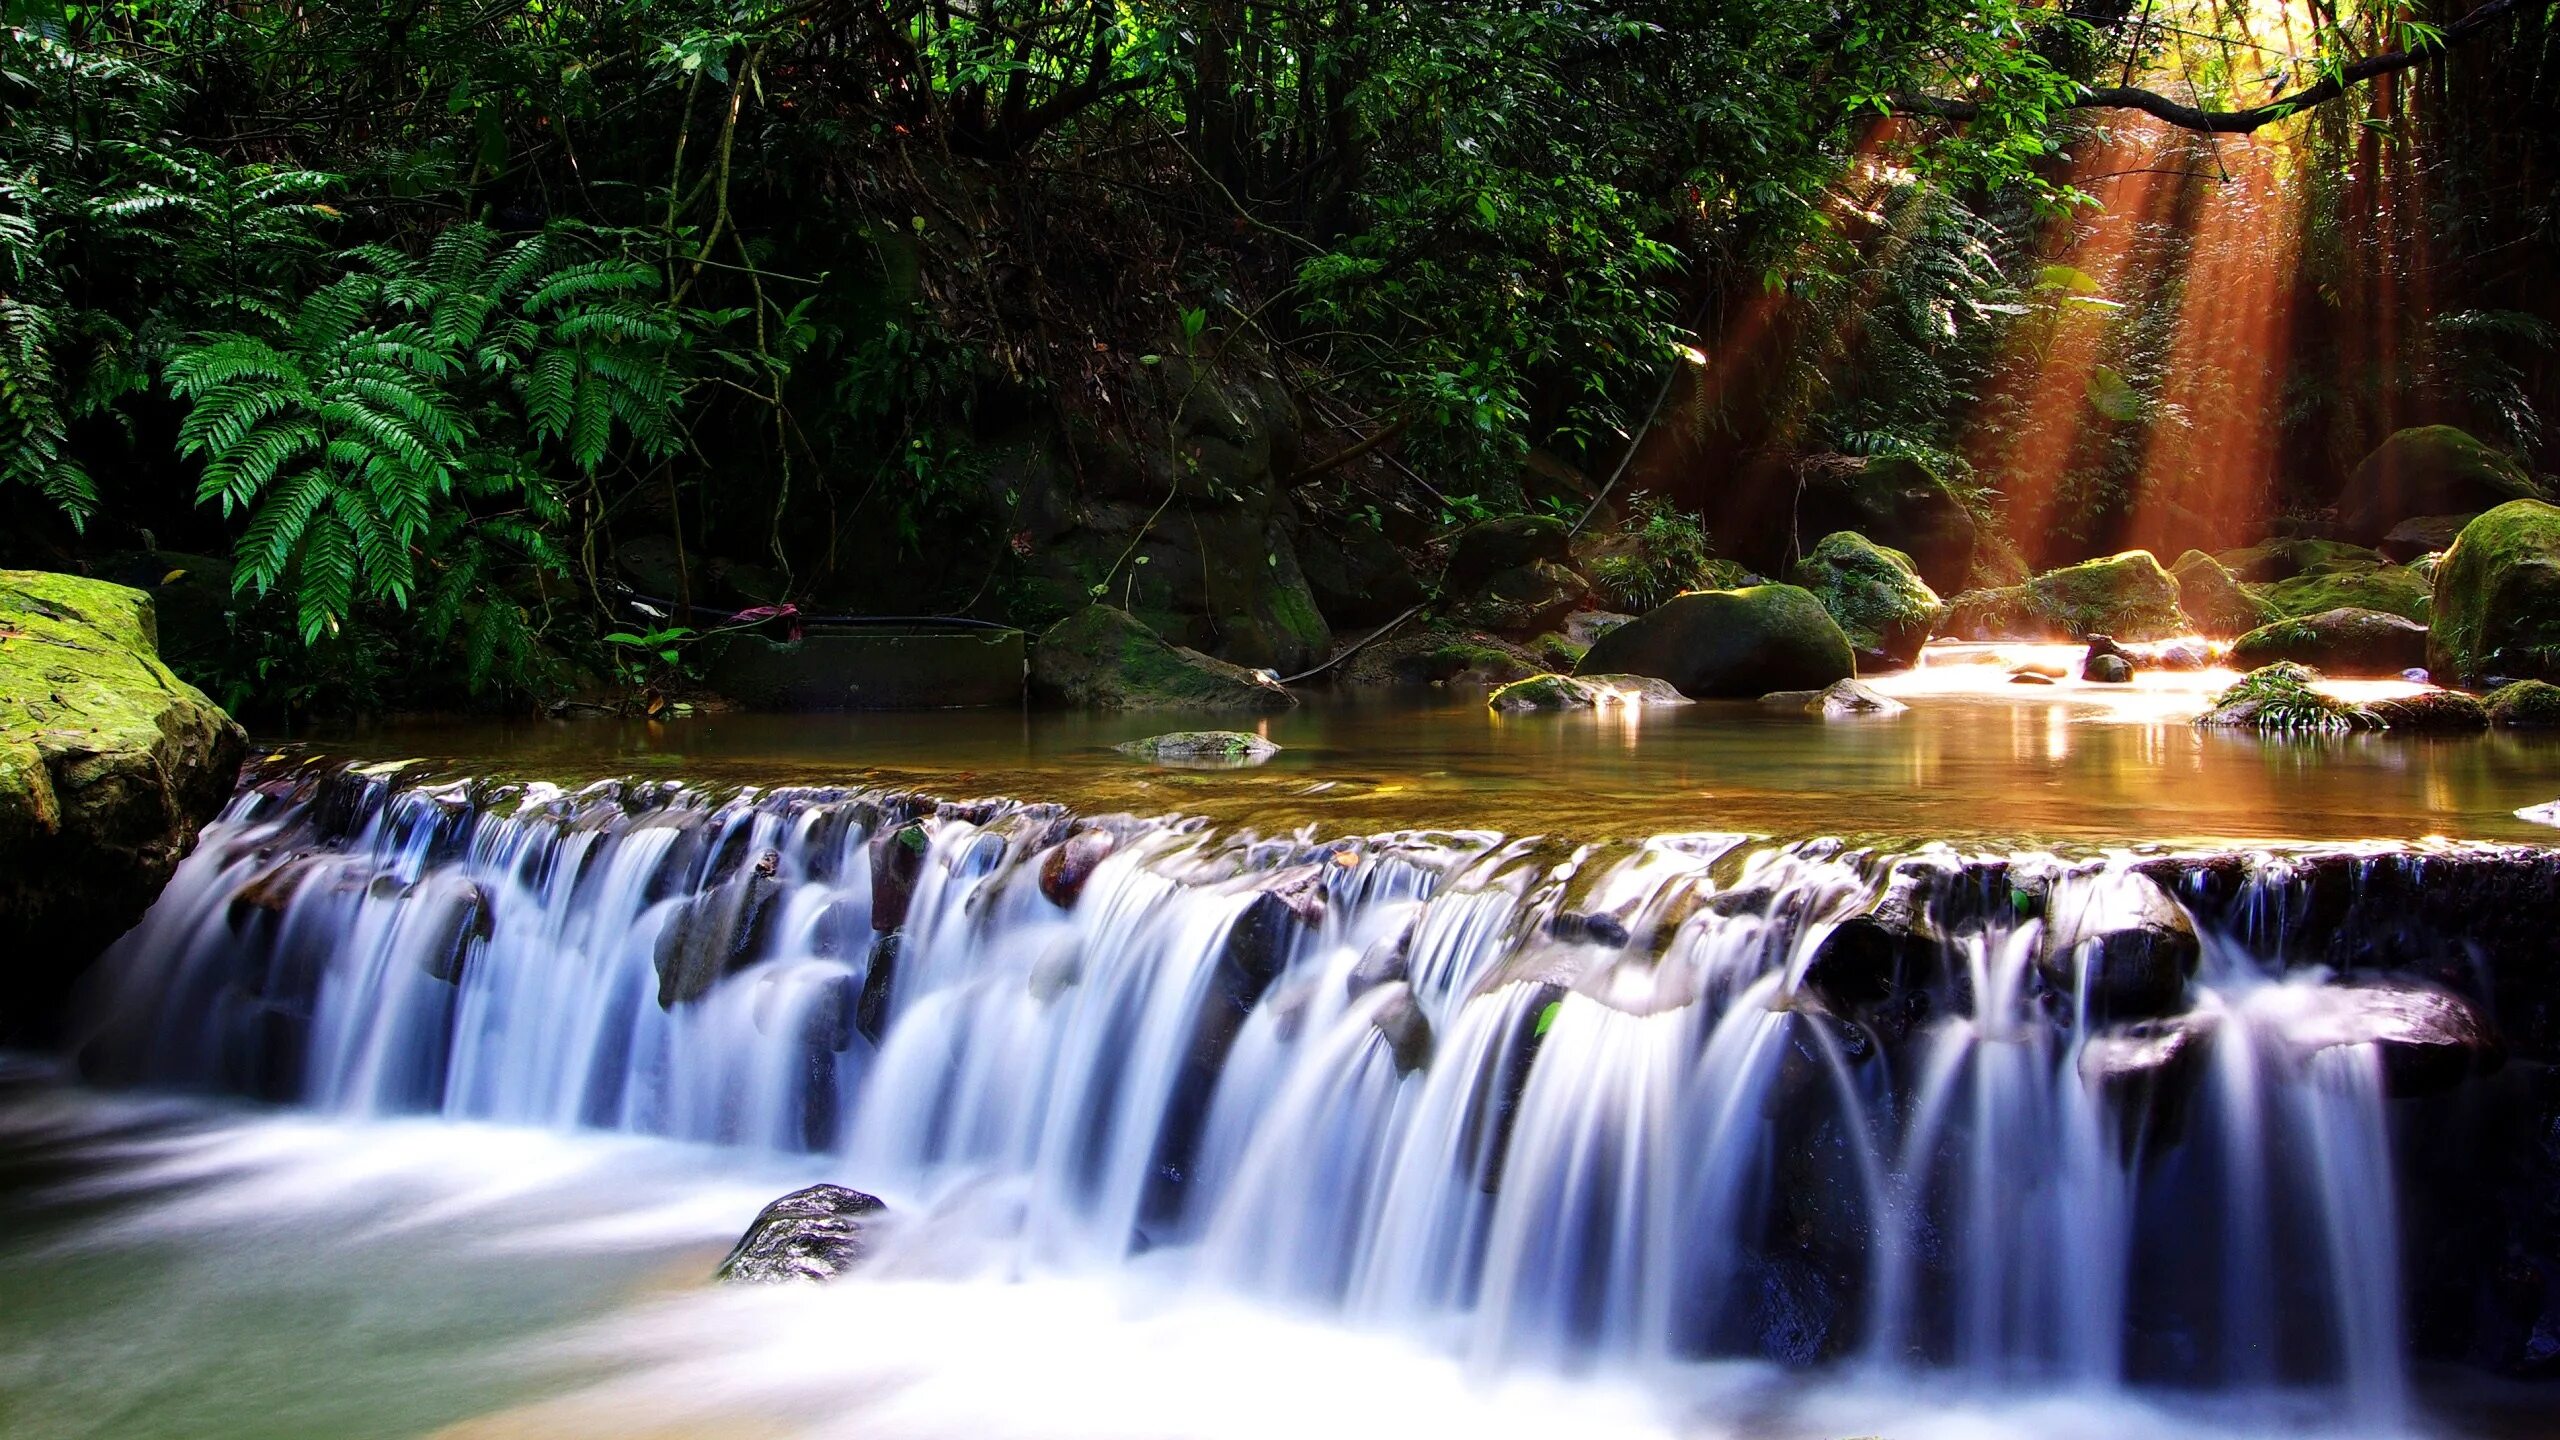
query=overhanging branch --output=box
[1894,0,2524,134]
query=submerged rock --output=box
[1369,983,1435,1075]
[2038,877,2200,1023]
[2335,425,2541,545]
[1,571,247,1035]
[2429,501,2560,687]
[715,1183,889,1283]
[1811,679,1907,717]
[1790,531,1941,670]
[2230,606,2430,677]
[1576,584,1854,698]
[1040,828,1118,907]
[1031,605,1297,711]
[1113,731,1280,765]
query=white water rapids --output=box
[21,759,2509,1438]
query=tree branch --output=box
[1895,0,2523,134]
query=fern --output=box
[167,220,686,693]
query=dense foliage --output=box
[2,1,2553,712]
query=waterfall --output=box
[74,759,2519,1416]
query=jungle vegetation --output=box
[2,0,2553,714]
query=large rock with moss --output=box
[2229,607,2429,677]
[2215,538,2384,585]
[1,572,246,1035]
[2257,560,2431,624]
[1031,605,1296,711]
[2171,549,2277,637]
[1791,531,1940,669]
[1575,585,1854,698]
[2427,501,2560,686]
[2335,426,2541,544]
[1938,551,2186,642]
[1790,454,1977,593]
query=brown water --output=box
[298,644,2560,847]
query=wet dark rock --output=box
[414,877,494,985]
[716,1184,889,1283]
[1548,910,1633,946]
[1449,560,1589,637]
[855,932,901,1044]
[2286,982,2500,1098]
[652,869,784,1007]
[1445,515,1573,593]
[2037,879,2198,1023]
[2488,679,2560,727]
[2365,690,2490,732]
[2380,513,2477,563]
[2083,650,2135,684]
[1369,983,1435,1075]
[1031,605,1298,711]
[1577,585,1854,698]
[1299,520,1425,627]
[1347,919,1414,997]
[2079,1013,2216,1156]
[1040,828,1118,908]
[2230,607,2429,677]
[869,821,930,932]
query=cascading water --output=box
[68,759,2531,1426]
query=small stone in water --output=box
[1113,731,1280,765]
[715,1183,887,1284]
[2517,800,2560,827]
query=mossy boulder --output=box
[2336,426,2541,544]
[2486,680,2560,727]
[1,571,247,1035]
[2229,607,2429,678]
[2365,690,2490,732]
[2197,663,2374,734]
[2378,514,2475,565]
[1031,605,1296,711]
[2428,501,2560,686]
[1938,551,2186,642]
[1487,672,1687,712]
[1445,515,1573,592]
[2215,538,2384,584]
[2171,549,2278,637]
[1113,730,1281,765]
[1791,531,1940,670]
[1447,560,1587,637]
[2257,561,2431,624]
[1791,453,1978,593]
[1576,584,1854,698]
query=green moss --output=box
[1942,551,2185,641]
[1791,531,1940,665]
[1487,673,1589,712]
[1030,605,1296,711]
[2171,549,2277,636]
[2364,690,2489,732]
[2428,500,2560,686]
[2216,538,2384,584]
[2486,679,2560,727]
[2255,563,2430,623]
[1530,632,1587,670]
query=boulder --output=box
[1938,551,2186,642]
[1810,678,1907,717]
[2170,549,2277,637]
[2257,561,2431,624]
[2428,501,2560,686]
[1,572,246,1036]
[2083,652,2134,684]
[1334,626,1544,688]
[715,1184,889,1283]
[1113,730,1280,765]
[2379,513,2476,564]
[2214,538,2382,584]
[1576,585,1855,699]
[2229,607,2430,677]
[1487,672,1687,712]
[1561,609,1633,648]
[1790,531,1941,670]
[2335,426,2540,545]
[2037,877,2199,1023]
[1298,520,1425,627]
[1039,829,1117,907]
[1446,560,1587,636]
[1789,454,1977,593]
[2197,663,2374,734]
[1031,605,1296,711]
[2486,680,2560,728]
[2364,690,2489,732]
[2281,982,2499,1099]
[1445,515,1573,592]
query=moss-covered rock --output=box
[1938,550,2186,642]
[2196,662,2375,734]
[2229,607,2429,677]
[1332,622,1542,688]
[2365,690,2490,732]
[1791,531,1940,670]
[2215,538,2384,584]
[1445,515,1573,592]
[2486,679,2560,728]
[2336,426,2542,544]
[1030,605,1296,711]
[2,571,247,1035]
[2428,501,2560,686]
[1790,453,1978,593]
[1487,672,1687,712]
[2257,561,2431,624]
[1576,584,1854,698]
[1113,731,1281,765]
[1446,559,1587,636]
[2171,549,2278,636]
[2378,514,2475,565]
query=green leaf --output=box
[2085,365,2145,423]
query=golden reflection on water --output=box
[303,649,2560,851]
